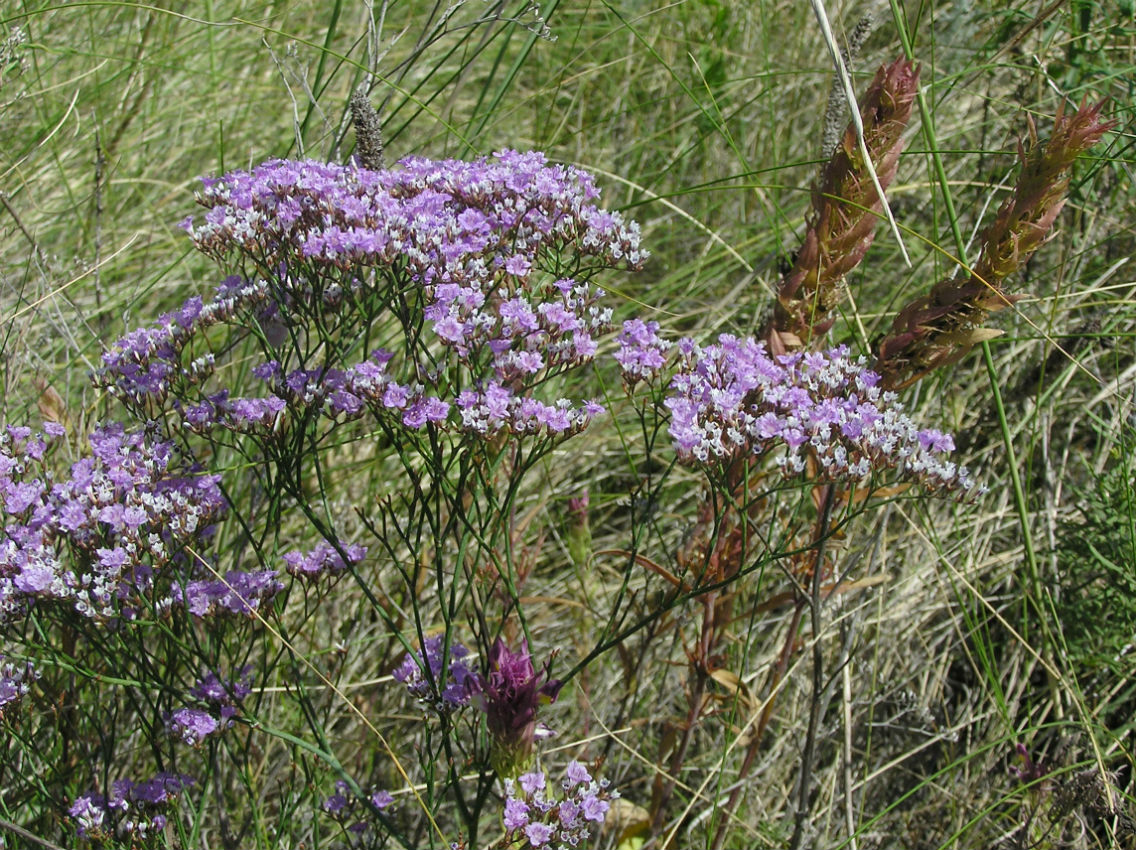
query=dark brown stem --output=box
[649,667,708,843]
[789,485,837,850]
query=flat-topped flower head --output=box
[104,152,644,447]
[665,336,982,495]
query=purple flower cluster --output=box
[166,707,223,746]
[323,780,394,816]
[322,779,395,840]
[92,276,271,407]
[614,318,670,386]
[122,150,645,443]
[0,655,38,718]
[393,635,481,712]
[663,336,981,494]
[479,639,563,779]
[501,761,617,849]
[0,422,228,623]
[455,383,604,438]
[183,150,645,277]
[150,537,366,619]
[69,772,193,843]
[191,666,253,705]
[177,349,449,436]
[174,568,283,618]
[165,667,252,747]
[282,540,367,578]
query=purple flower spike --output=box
[479,639,562,779]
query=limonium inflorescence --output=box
[165,667,253,748]
[613,318,670,387]
[96,150,646,445]
[69,772,193,845]
[0,655,37,719]
[616,326,980,495]
[282,540,367,579]
[0,422,230,623]
[322,778,395,839]
[393,635,481,713]
[500,761,616,849]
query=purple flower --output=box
[565,760,591,787]
[662,337,982,494]
[71,772,193,841]
[504,254,532,278]
[322,779,395,830]
[323,791,350,815]
[524,822,554,846]
[166,708,221,746]
[5,480,43,515]
[282,540,366,579]
[614,318,671,385]
[128,772,194,805]
[191,667,253,706]
[393,635,481,712]
[504,797,530,830]
[174,569,283,618]
[252,360,280,381]
[0,656,38,718]
[1,423,228,624]
[581,791,610,822]
[1009,743,1048,785]
[479,639,563,778]
[501,762,618,848]
[167,152,637,448]
[69,794,108,838]
[519,771,546,795]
